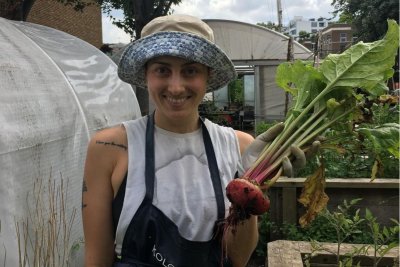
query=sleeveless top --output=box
[114,116,242,255]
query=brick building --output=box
[319,23,353,58]
[0,0,102,48]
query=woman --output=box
[82,14,259,267]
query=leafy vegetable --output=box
[243,20,399,187]
[226,20,399,226]
[357,123,400,159]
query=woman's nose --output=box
[168,73,185,93]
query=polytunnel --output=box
[0,17,141,266]
[204,19,313,123]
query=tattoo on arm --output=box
[82,180,88,193]
[82,180,88,209]
[96,140,127,151]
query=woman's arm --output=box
[82,126,128,267]
[223,130,259,267]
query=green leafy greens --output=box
[244,20,400,186]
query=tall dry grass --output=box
[14,175,77,267]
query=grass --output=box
[14,174,77,267]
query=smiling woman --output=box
[82,14,264,267]
[145,56,210,131]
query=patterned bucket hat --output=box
[118,14,237,92]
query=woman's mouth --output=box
[165,96,189,105]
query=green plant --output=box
[228,77,244,106]
[300,199,400,267]
[255,121,282,136]
[243,20,399,189]
[318,199,366,265]
[255,213,277,257]
[280,215,338,242]
[298,103,399,179]
[363,210,399,266]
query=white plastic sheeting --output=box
[0,18,141,266]
[204,19,312,61]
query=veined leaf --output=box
[369,81,390,97]
[321,20,399,94]
[276,60,325,112]
[357,123,400,158]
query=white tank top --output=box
[115,116,241,255]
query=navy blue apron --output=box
[113,114,231,267]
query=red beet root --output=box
[226,178,270,216]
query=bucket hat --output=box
[118,14,237,92]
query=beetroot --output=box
[226,178,270,223]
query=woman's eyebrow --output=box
[148,60,199,66]
[183,61,198,66]
[148,60,171,66]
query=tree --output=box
[331,0,399,42]
[0,0,35,20]
[228,77,244,107]
[256,21,280,32]
[298,30,310,42]
[1,0,182,40]
[100,0,182,39]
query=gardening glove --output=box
[239,122,285,175]
[239,123,322,178]
[282,140,321,177]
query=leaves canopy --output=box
[331,0,399,42]
[99,0,182,39]
[1,0,182,40]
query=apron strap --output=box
[144,113,156,201]
[200,117,225,220]
[144,112,225,220]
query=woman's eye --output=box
[183,67,198,76]
[155,67,170,75]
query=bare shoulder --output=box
[235,130,254,154]
[85,125,128,175]
[84,124,128,196]
[89,124,128,151]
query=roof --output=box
[204,19,313,62]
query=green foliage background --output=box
[256,102,399,179]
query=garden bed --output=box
[266,240,399,267]
[268,178,399,240]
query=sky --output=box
[102,0,335,44]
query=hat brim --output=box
[118,31,237,92]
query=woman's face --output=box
[145,56,209,128]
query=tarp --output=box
[0,18,141,266]
[204,19,312,61]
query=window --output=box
[340,32,347,43]
[319,22,325,27]
[326,36,332,44]
[311,29,318,33]
[311,22,317,27]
